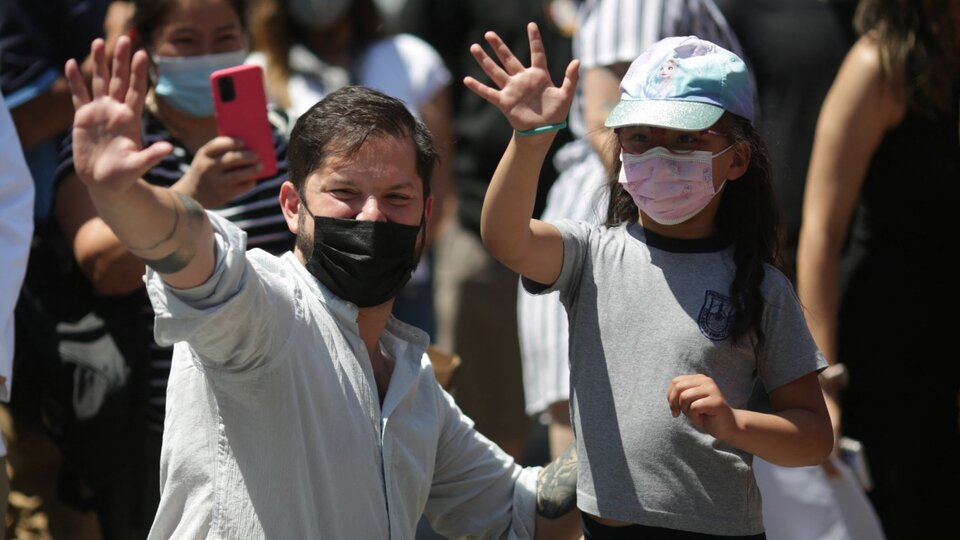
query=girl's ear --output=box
[725,140,752,181]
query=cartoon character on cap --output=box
[606,35,754,131]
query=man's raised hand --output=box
[65,36,172,195]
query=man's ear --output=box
[726,141,752,181]
[423,194,434,225]
[279,180,302,234]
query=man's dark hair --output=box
[288,86,437,198]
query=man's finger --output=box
[91,39,108,99]
[65,59,91,109]
[109,35,132,102]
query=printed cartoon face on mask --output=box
[618,144,734,225]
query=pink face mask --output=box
[618,145,734,225]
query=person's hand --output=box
[667,374,738,440]
[66,36,172,195]
[463,22,579,132]
[173,137,263,208]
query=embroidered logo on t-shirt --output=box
[698,290,734,341]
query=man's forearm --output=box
[536,442,578,519]
[89,181,215,289]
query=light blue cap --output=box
[604,35,754,130]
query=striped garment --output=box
[55,109,292,429]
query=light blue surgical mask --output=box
[153,49,247,117]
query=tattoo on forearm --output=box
[537,442,578,519]
[130,190,181,251]
[137,193,205,274]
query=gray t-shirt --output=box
[524,220,826,535]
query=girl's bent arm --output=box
[669,372,833,466]
[729,373,834,466]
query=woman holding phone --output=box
[50,0,289,537]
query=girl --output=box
[465,23,832,538]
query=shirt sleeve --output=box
[424,388,540,540]
[145,212,298,374]
[0,93,35,401]
[521,219,590,303]
[756,267,828,391]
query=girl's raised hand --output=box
[66,36,172,195]
[464,22,579,132]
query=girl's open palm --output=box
[66,36,172,194]
[464,22,579,132]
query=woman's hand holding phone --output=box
[173,136,262,207]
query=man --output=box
[65,36,577,539]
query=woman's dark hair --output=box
[855,0,958,116]
[132,0,249,43]
[250,0,385,109]
[287,85,436,199]
[605,113,782,350]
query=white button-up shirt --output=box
[145,213,538,539]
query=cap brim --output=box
[604,99,724,131]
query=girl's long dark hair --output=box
[606,114,782,350]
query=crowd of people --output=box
[0,0,956,539]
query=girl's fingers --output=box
[559,59,581,97]
[469,43,510,89]
[485,30,526,75]
[526,22,548,71]
[108,35,131,102]
[90,39,108,99]
[463,76,502,106]
[65,59,91,109]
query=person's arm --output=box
[0,93,34,398]
[796,35,903,366]
[65,36,214,290]
[464,22,579,285]
[424,387,580,540]
[668,371,833,466]
[10,1,133,149]
[581,63,627,170]
[56,173,146,294]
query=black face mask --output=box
[300,207,421,308]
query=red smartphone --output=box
[210,64,278,179]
